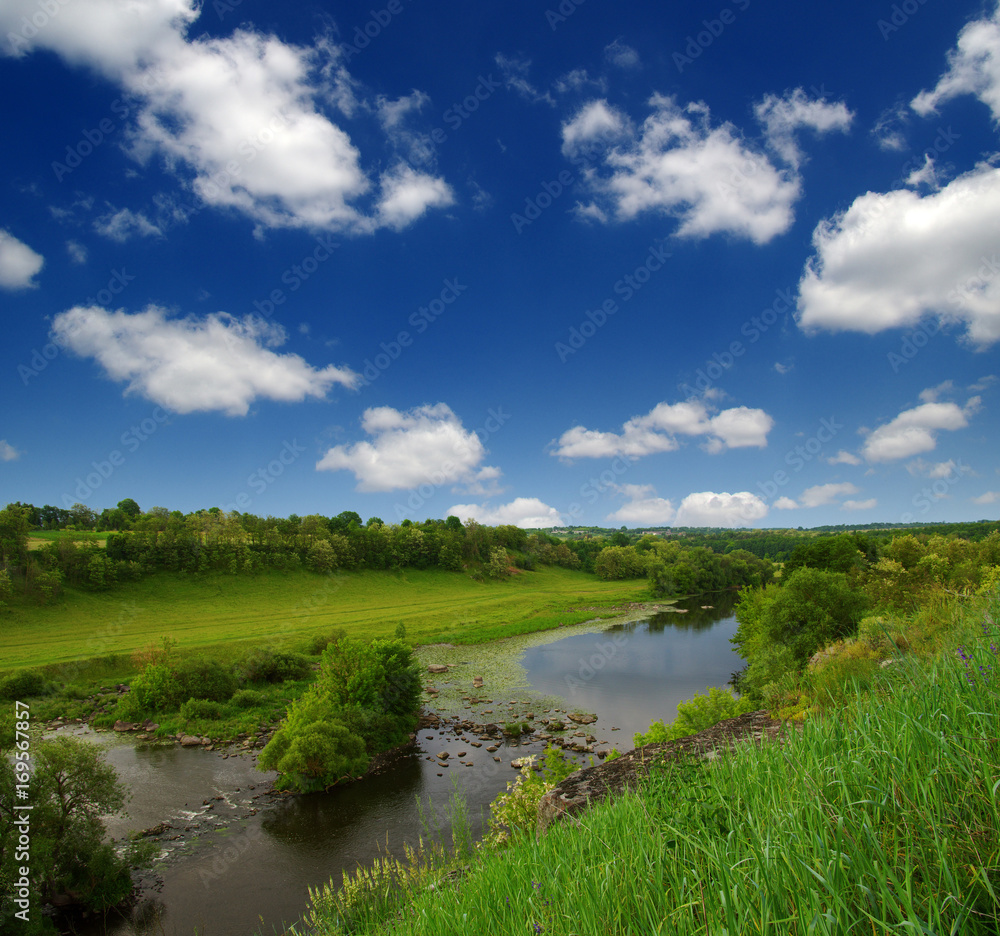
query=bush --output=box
[116,662,181,719]
[732,567,870,702]
[179,697,224,720]
[229,688,267,709]
[0,669,52,701]
[174,657,237,702]
[237,647,312,684]
[257,693,369,792]
[634,686,756,747]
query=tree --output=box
[0,737,155,928]
[0,503,31,569]
[732,567,870,701]
[116,498,141,522]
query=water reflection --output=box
[520,592,744,744]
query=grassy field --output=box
[0,566,649,674]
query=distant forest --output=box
[0,499,997,605]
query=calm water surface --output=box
[79,594,741,936]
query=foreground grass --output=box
[303,593,1000,935]
[0,566,647,673]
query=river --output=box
[75,593,742,936]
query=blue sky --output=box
[1,0,999,529]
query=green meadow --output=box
[0,566,648,673]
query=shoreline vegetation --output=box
[1,507,999,931]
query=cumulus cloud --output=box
[0,0,452,235]
[447,497,564,529]
[972,490,1000,505]
[50,304,357,416]
[912,2,1000,122]
[317,403,499,493]
[561,93,799,243]
[66,240,88,264]
[674,491,768,528]
[773,482,862,510]
[0,440,21,461]
[604,38,640,69]
[861,395,979,463]
[842,498,878,511]
[495,54,554,106]
[0,229,43,289]
[796,164,1000,346]
[552,399,773,460]
[606,484,676,526]
[754,88,853,169]
[94,207,162,242]
[906,458,958,479]
[561,89,850,244]
[827,450,862,466]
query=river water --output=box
[76,593,741,936]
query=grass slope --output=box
[0,567,648,672]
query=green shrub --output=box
[0,669,52,701]
[237,647,312,684]
[634,686,756,747]
[179,697,224,720]
[257,693,369,792]
[116,662,180,720]
[229,688,267,709]
[173,657,236,702]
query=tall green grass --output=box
[302,594,1000,934]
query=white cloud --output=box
[94,207,162,242]
[799,482,861,508]
[375,164,454,231]
[606,484,676,526]
[552,399,773,460]
[972,491,1000,505]
[66,240,88,264]
[773,482,862,510]
[495,54,554,106]
[0,440,21,461]
[970,374,998,392]
[0,0,451,235]
[906,458,958,479]
[51,304,357,416]
[912,2,1000,122]
[317,404,498,492]
[563,93,801,244]
[447,497,564,529]
[754,88,853,169]
[861,396,978,463]
[0,229,43,289]
[842,498,878,511]
[561,100,631,159]
[604,38,640,69]
[827,449,862,466]
[554,69,607,95]
[796,164,1000,346]
[674,491,768,528]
